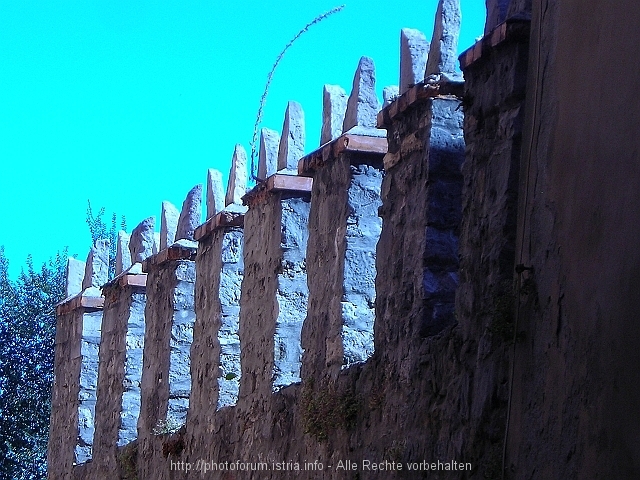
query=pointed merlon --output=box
[342,57,381,132]
[383,86,399,108]
[129,217,156,263]
[225,144,248,206]
[485,0,510,33]
[400,28,429,93]
[82,239,110,290]
[153,232,161,255]
[160,201,180,250]
[425,0,462,77]
[257,128,280,181]
[277,101,305,172]
[66,257,85,298]
[176,184,203,242]
[206,169,225,219]
[115,231,132,275]
[320,85,348,145]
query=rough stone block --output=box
[129,217,156,263]
[225,144,248,206]
[277,101,306,172]
[160,201,179,250]
[343,56,381,132]
[176,184,203,242]
[321,84,348,145]
[257,128,280,181]
[206,169,225,219]
[425,0,462,77]
[115,231,131,276]
[486,0,511,33]
[66,257,85,298]
[82,239,110,289]
[383,85,400,108]
[153,232,161,254]
[400,28,429,93]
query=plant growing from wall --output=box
[249,4,346,182]
[301,378,361,442]
[0,247,66,480]
[85,200,126,280]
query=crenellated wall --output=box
[48,0,640,478]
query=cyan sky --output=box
[0,0,485,277]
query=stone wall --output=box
[137,245,196,480]
[301,138,384,381]
[48,303,101,480]
[49,0,640,478]
[91,273,146,478]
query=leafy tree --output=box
[0,247,66,479]
[86,200,126,279]
[0,202,126,478]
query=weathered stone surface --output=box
[153,232,161,255]
[343,56,381,132]
[66,257,85,298]
[273,198,310,390]
[302,155,383,381]
[82,239,110,290]
[160,201,179,250]
[277,101,306,172]
[383,85,399,108]
[400,28,429,93]
[92,281,145,477]
[216,230,243,407]
[425,0,462,77]
[119,294,145,447]
[48,307,103,478]
[129,217,155,263]
[76,310,101,464]
[138,257,195,479]
[206,168,225,219]
[176,184,203,242]
[115,231,131,276]
[341,164,382,366]
[225,144,248,206]
[188,225,243,447]
[321,84,348,145]
[485,0,511,33]
[257,128,280,181]
[238,192,310,407]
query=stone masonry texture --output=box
[91,282,146,478]
[137,255,195,480]
[51,2,640,477]
[187,224,243,459]
[48,307,102,480]
[76,309,102,463]
[238,192,310,407]
[302,152,383,382]
[273,197,310,390]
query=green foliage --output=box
[249,4,345,182]
[86,200,126,279]
[301,378,361,442]
[117,442,138,480]
[0,247,67,479]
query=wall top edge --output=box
[459,15,532,71]
[55,293,105,316]
[242,173,313,208]
[142,244,197,271]
[194,210,245,242]
[377,80,464,128]
[298,132,388,176]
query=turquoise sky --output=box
[0,0,485,278]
